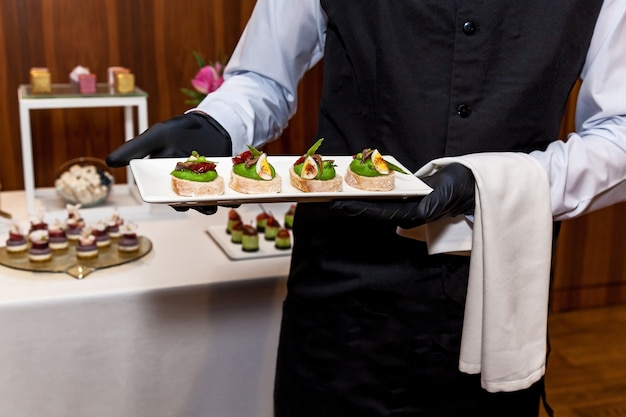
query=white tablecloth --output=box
[0,191,291,417]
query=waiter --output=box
[107,1,626,416]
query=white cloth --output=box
[414,152,553,392]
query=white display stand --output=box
[17,83,149,216]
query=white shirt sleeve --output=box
[192,0,326,155]
[530,0,626,220]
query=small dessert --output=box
[5,224,28,253]
[65,204,85,241]
[48,220,69,251]
[284,204,296,229]
[28,230,52,262]
[230,220,244,244]
[106,210,124,238]
[226,209,242,234]
[229,145,282,194]
[91,222,111,247]
[171,151,225,196]
[344,148,407,191]
[274,228,292,250]
[241,224,259,252]
[76,229,98,259]
[263,215,280,241]
[65,217,84,241]
[289,138,342,192]
[117,224,139,252]
[256,211,270,233]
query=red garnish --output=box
[232,150,253,165]
[228,209,241,220]
[293,156,305,166]
[256,212,270,221]
[266,216,280,228]
[276,228,290,239]
[242,224,257,235]
[175,161,216,173]
[190,162,216,173]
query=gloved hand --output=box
[329,163,475,228]
[106,112,232,167]
[106,112,233,215]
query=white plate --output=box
[206,225,292,260]
[129,155,431,207]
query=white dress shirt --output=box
[195,0,626,221]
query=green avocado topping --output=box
[349,157,383,177]
[349,150,408,177]
[170,170,218,182]
[232,161,276,180]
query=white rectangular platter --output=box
[129,155,431,207]
[206,225,292,261]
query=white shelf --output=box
[17,83,149,215]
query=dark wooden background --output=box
[0,0,623,311]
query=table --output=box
[17,84,149,215]
[0,191,291,417]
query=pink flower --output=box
[181,52,228,105]
[191,64,224,95]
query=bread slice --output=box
[171,175,225,197]
[344,168,394,191]
[289,167,342,192]
[229,172,282,194]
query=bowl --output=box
[54,157,115,208]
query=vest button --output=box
[457,104,472,118]
[462,21,477,35]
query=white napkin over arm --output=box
[412,152,553,393]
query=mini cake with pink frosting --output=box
[91,221,111,247]
[5,224,28,253]
[64,204,85,241]
[106,210,124,238]
[28,230,52,262]
[76,229,98,259]
[117,224,139,253]
[48,220,69,251]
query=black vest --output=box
[277,5,605,413]
[317,0,603,171]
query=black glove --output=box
[329,163,475,228]
[106,112,232,167]
[106,112,233,215]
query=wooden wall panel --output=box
[0,0,316,191]
[552,203,626,312]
